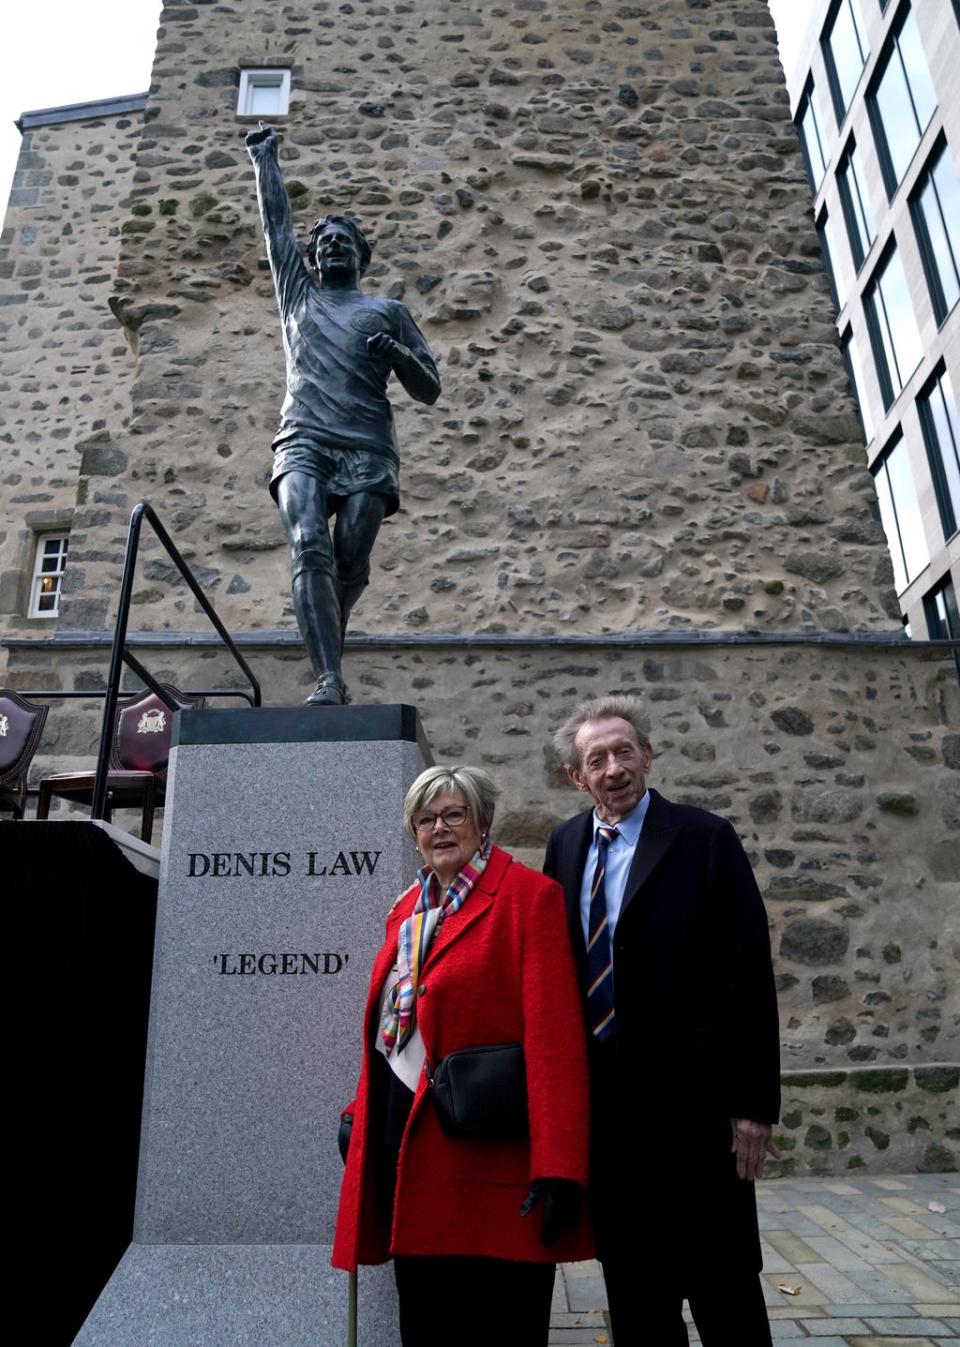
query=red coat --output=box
[331,845,593,1272]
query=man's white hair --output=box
[553,696,652,771]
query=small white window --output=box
[237,69,291,117]
[29,534,69,618]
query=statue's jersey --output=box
[254,146,438,514]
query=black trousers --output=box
[375,1062,556,1347]
[599,1244,772,1347]
[393,1254,556,1347]
[589,1041,772,1347]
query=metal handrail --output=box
[90,502,262,820]
[22,689,256,703]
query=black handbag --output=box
[428,1043,528,1139]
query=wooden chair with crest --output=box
[36,683,204,843]
[0,689,50,820]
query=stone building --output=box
[1,0,957,1172]
[784,0,960,644]
[0,94,147,649]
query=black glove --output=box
[519,1178,582,1247]
[338,1112,354,1165]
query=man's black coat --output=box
[544,787,781,1274]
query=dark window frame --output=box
[917,361,960,541]
[837,134,876,271]
[871,427,908,586]
[862,239,901,410]
[922,573,960,681]
[909,133,960,326]
[817,206,843,312]
[872,424,931,593]
[795,77,829,195]
[840,324,873,444]
[821,0,870,127]
[866,0,937,201]
[924,575,960,637]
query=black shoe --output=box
[305,674,347,706]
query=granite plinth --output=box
[74,707,426,1346]
[72,1245,397,1347]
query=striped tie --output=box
[586,824,619,1041]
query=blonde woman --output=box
[333,765,592,1347]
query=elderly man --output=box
[246,123,441,705]
[544,696,780,1346]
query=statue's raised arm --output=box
[246,123,310,314]
[245,123,442,707]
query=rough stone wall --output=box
[770,1065,958,1177]
[12,635,959,1099]
[53,0,900,640]
[273,640,959,1099]
[0,107,144,676]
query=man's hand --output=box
[245,121,280,154]
[730,1117,781,1181]
[368,329,440,404]
[367,332,400,362]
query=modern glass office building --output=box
[783,0,960,641]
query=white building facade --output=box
[784,0,960,643]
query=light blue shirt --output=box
[579,790,651,946]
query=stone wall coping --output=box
[16,93,149,132]
[4,629,957,653]
[781,1063,959,1088]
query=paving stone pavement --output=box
[552,1173,959,1345]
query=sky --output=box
[767,0,814,87]
[0,1,808,219]
[0,0,163,217]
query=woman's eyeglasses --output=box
[413,807,470,832]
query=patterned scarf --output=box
[380,838,492,1055]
